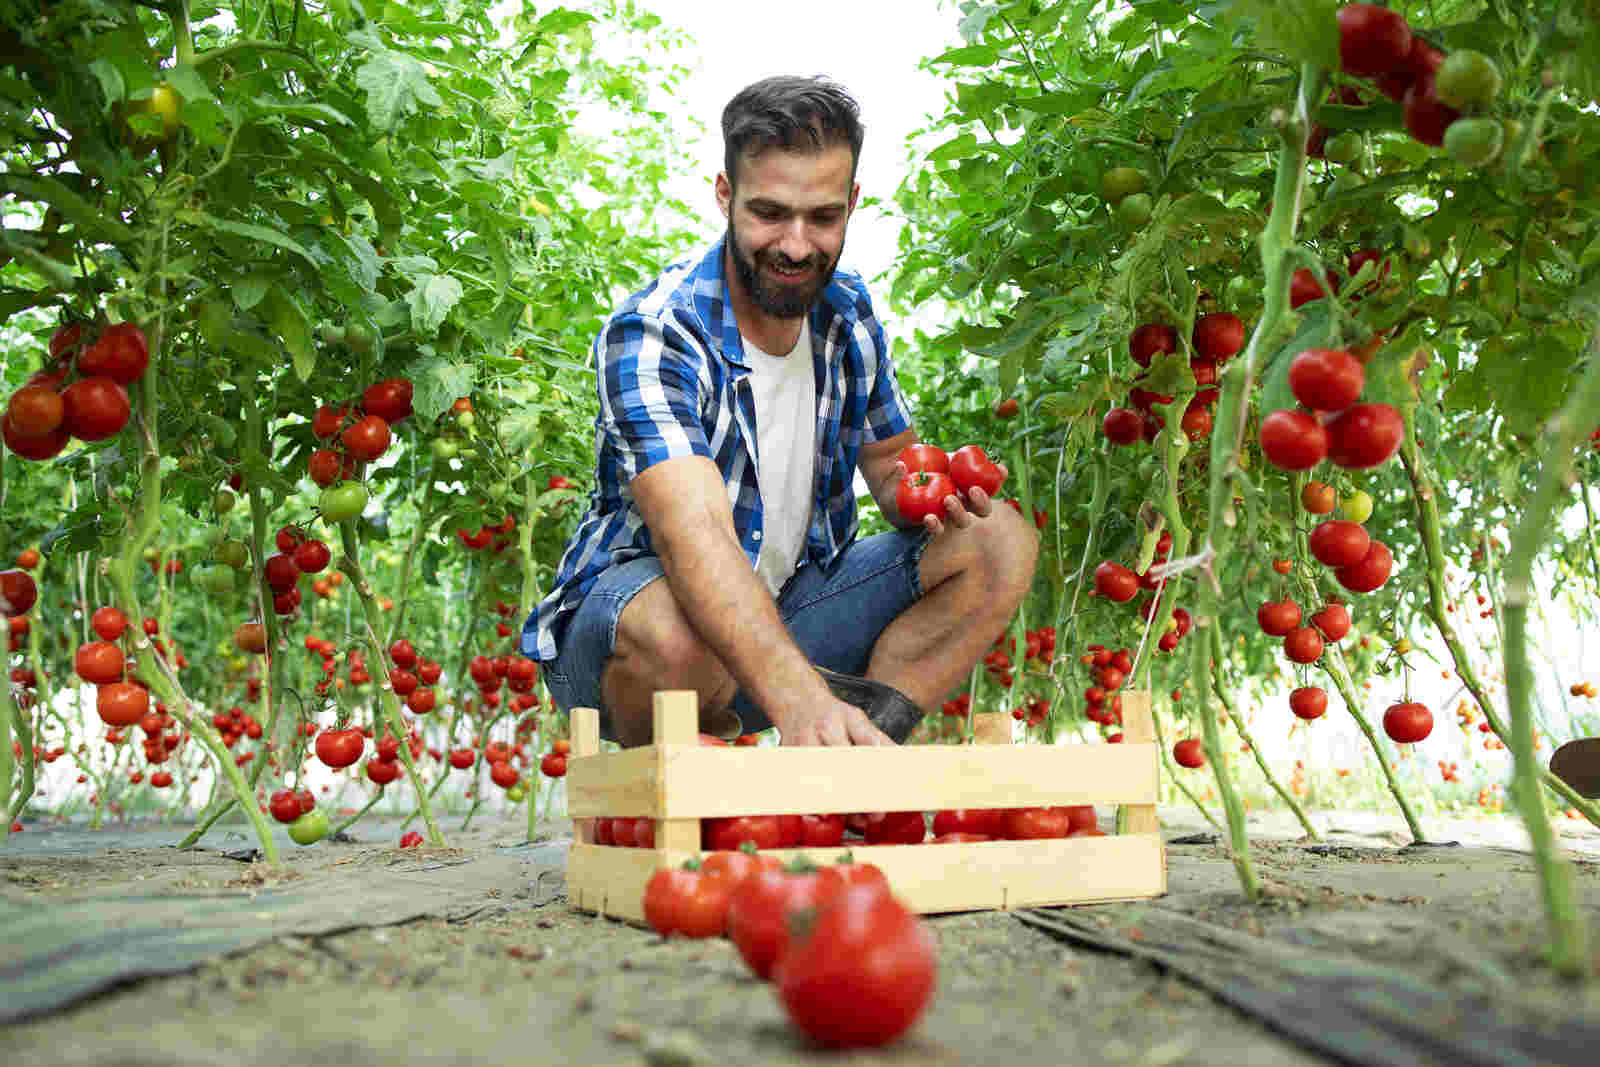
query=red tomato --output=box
[1192,312,1244,361]
[1259,410,1327,470]
[341,414,392,462]
[96,681,148,727]
[311,404,349,439]
[611,815,637,847]
[399,831,424,849]
[1173,738,1206,768]
[1094,561,1139,603]
[78,323,150,384]
[1256,599,1302,637]
[0,570,37,617]
[1000,806,1071,839]
[315,728,365,768]
[268,788,302,824]
[777,884,937,1048]
[701,849,784,886]
[1289,267,1340,309]
[306,449,342,487]
[263,552,300,593]
[447,747,476,770]
[366,758,402,785]
[406,687,437,714]
[75,640,126,684]
[388,639,418,668]
[1335,540,1394,593]
[1180,401,1213,442]
[1383,701,1433,743]
[1311,602,1352,642]
[60,376,131,441]
[1283,627,1326,664]
[948,444,1005,498]
[643,864,735,939]
[703,814,784,851]
[1346,248,1392,293]
[727,864,848,980]
[1128,323,1177,368]
[1324,403,1404,469]
[293,539,331,574]
[895,471,954,525]
[1102,407,1143,445]
[1290,686,1328,721]
[932,809,1001,837]
[896,442,949,474]
[539,752,567,777]
[2,411,70,459]
[592,817,615,846]
[6,385,65,437]
[1288,348,1365,412]
[1402,76,1460,147]
[632,817,655,848]
[361,378,414,423]
[862,810,927,845]
[1337,3,1412,77]
[1309,520,1372,569]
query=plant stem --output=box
[1500,325,1599,977]
[1150,698,1225,834]
[332,787,384,839]
[1210,628,1318,838]
[1322,647,1427,841]
[336,520,444,845]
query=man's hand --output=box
[771,693,896,747]
[877,459,1009,537]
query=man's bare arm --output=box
[630,455,892,746]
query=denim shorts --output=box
[542,529,931,741]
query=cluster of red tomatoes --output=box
[257,524,334,618]
[70,606,158,731]
[1092,531,1194,655]
[1081,645,1139,736]
[1259,343,1402,474]
[465,647,540,714]
[3,321,149,461]
[1327,4,1506,167]
[640,850,935,1048]
[893,442,1006,524]
[1101,312,1245,447]
[3,566,39,651]
[1257,592,1353,669]
[382,637,444,717]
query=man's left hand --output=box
[879,459,1009,536]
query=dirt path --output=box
[1,809,1597,1066]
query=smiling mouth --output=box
[766,261,813,280]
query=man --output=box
[523,75,1038,747]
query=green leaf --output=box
[233,273,270,311]
[1221,0,1342,69]
[407,274,464,335]
[0,174,134,245]
[411,356,477,422]
[355,51,444,133]
[264,286,316,381]
[176,210,319,269]
[341,234,380,294]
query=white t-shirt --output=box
[743,322,817,598]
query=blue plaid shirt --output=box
[523,237,914,662]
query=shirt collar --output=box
[693,235,852,371]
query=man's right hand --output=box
[772,694,896,747]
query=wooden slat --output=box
[567,833,1166,924]
[1116,691,1162,842]
[570,707,602,844]
[651,691,699,856]
[569,742,1158,817]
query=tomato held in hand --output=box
[777,884,936,1048]
[948,445,1005,499]
[896,471,954,525]
[896,443,949,475]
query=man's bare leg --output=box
[863,504,1039,712]
[599,577,743,748]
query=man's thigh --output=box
[541,555,667,742]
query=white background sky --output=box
[610,0,965,287]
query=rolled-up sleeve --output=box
[597,313,712,480]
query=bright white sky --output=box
[615,0,964,288]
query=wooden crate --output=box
[564,690,1166,923]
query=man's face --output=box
[716,143,859,319]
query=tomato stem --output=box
[1209,626,1318,839]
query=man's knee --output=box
[980,503,1040,602]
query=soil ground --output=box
[2,806,1598,1066]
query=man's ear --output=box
[715,172,732,220]
[848,181,860,216]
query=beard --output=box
[726,218,841,319]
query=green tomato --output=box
[1328,169,1366,198]
[344,322,375,354]
[1443,118,1503,168]
[1099,167,1147,205]
[1115,193,1153,228]
[193,565,235,594]
[1434,50,1501,113]
[1323,131,1363,165]
[506,784,526,803]
[455,410,476,432]
[432,437,460,461]
[320,481,369,523]
[1339,489,1374,523]
[215,539,250,569]
[213,489,236,515]
[288,808,330,845]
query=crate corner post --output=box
[651,690,701,855]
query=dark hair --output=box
[721,76,864,190]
